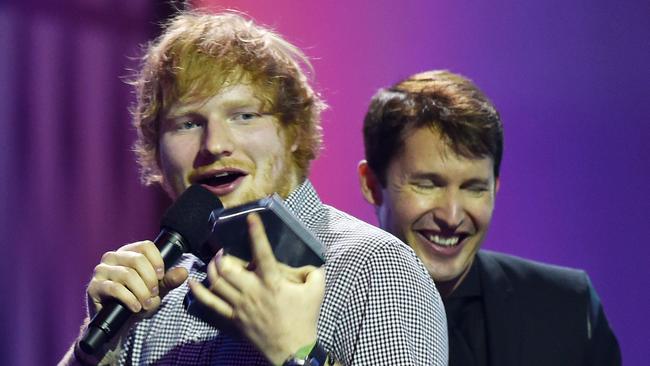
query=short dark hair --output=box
[363,70,503,185]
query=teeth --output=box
[426,234,460,247]
[214,172,230,178]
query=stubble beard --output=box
[232,148,300,206]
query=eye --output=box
[412,180,438,189]
[178,119,202,130]
[231,111,263,123]
[465,184,489,194]
[164,116,204,132]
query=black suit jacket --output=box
[475,250,621,366]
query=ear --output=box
[358,160,383,205]
[494,176,501,194]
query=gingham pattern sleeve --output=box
[322,233,448,365]
[286,181,448,365]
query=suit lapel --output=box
[477,251,522,366]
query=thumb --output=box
[281,264,318,283]
[160,267,189,297]
[304,267,326,297]
[139,267,189,318]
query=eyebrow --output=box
[162,111,203,123]
[166,97,266,117]
[460,178,492,187]
[220,99,263,110]
[410,172,492,186]
[410,172,447,184]
[411,172,443,180]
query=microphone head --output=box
[160,185,223,253]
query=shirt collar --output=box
[447,258,482,299]
[283,179,323,228]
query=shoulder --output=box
[480,250,589,285]
[478,250,593,304]
[477,251,620,363]
[318,205,429,276]
[315,206,448,365]
[316,204,442,321]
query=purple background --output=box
[1,0,648,364]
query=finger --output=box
[215,248,253,275]
[120,241,165,280]
[188,280,235,320]
[88,278,142,313]
[305,267,326,294]
[209,256,243,305]
[104,242,164,278]
[140,267,189,317]
[140,296,162,317]
[246,213,279,283]
[214,252,254,292]
[131,266,188,314]
[278,264,318,283]
[301,268,325,314]
[220,251,249,268]
[100,248,160,294]
[87,277,105,315]
[92,263,155,307]
[160,267,189,297]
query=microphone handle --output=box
[78,230,187,355]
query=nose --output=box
[432,189,465,230]
[201,119,235,159]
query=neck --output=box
[436,261,474,299]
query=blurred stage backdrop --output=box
[1,0,648,364]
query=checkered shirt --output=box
[117,180,448,365]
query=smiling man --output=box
[59,12,447,366]
[359,70,621,366]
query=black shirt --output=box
[442,260,489,366]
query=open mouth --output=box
[196,171,246,188]
[418,231,469,248]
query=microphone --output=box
[79,185,222,355]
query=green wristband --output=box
[293,340,318,360]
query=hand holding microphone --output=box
[76,187,328,366]
[78,185,222,355]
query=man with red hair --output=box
[60,12,448,366]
